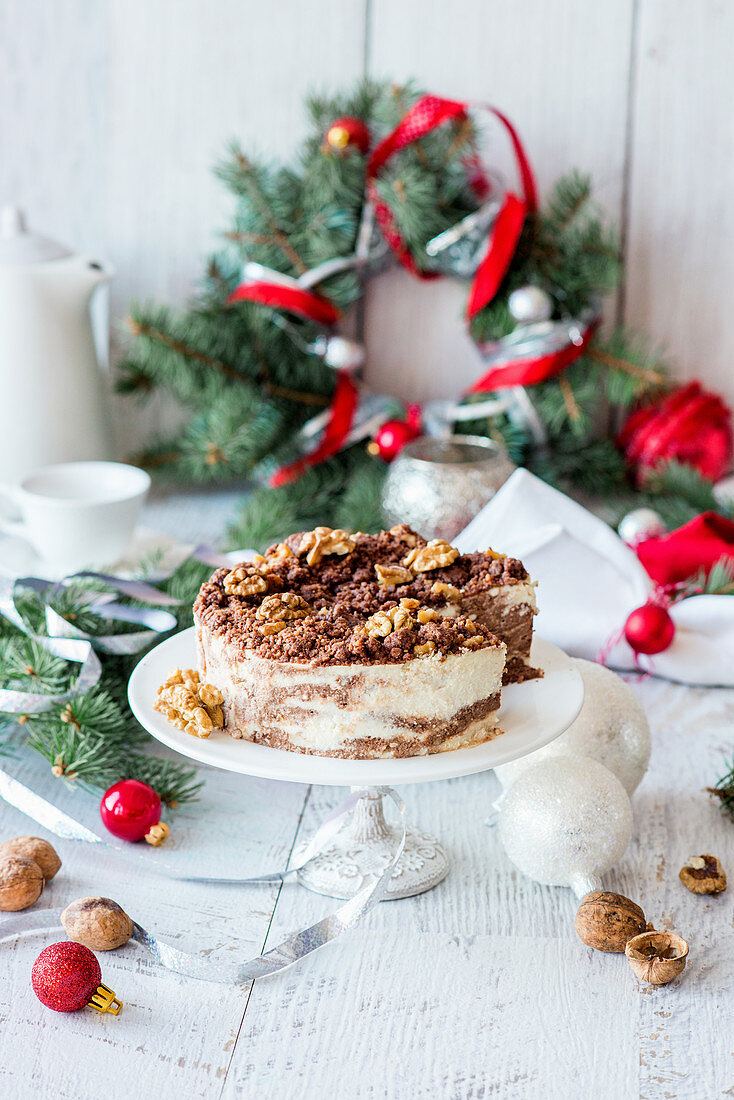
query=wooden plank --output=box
[0,753,309,1099]
[363,0,636,400]
[624,0,734,408]
[105,0,368,455]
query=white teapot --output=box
[0,206,115,484]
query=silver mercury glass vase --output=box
[381,435,515,541]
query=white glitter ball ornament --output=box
[497,755,633,897]
[507,285,553,324]
[494,659,651,795]
[617,507,665,546]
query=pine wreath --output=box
[119,78,732,550]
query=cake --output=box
[191,525,539,759]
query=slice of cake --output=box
[192,525,539,759]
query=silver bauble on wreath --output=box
[318,335,365,373]
[507,285,553,324]
[497,754,633,897]
[494,660,651,795]
[617,507,666,547]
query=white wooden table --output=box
[1,490,732,1100]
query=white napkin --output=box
[455,468,734,686]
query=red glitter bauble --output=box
[324,116,370,155]
[624,603,675,655]
[100,779,161,842]
[367,418,421,462]
[32,941,101,1012]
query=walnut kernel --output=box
[256,592,311,622]
[155,669,224,739]
[404,539,459,573]
[0,836,61,881]
[61,896,134,951]
[364,604,415,638]
[414,641,437,656]
[431,581,461,602]
[679,853,727,895]
[297,526,356,566]
[0,855,44,911]
[374,563,414,588]
[223,565,269,597]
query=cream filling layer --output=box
[196,622,506,752]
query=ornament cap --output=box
[88,983,123,1015]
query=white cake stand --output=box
[129,632,584,900]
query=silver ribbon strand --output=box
[0,780,406,983]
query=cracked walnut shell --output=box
[62,896,134,951]
[625,930,689,985]
[297,526,356,566]
[223,565,269,597]
[155,668,224,738]
[0,855,44,911]
[679,853,727,894]
[404,539,459,572]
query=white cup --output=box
[0,461,151,573]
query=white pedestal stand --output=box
[129,632,584,903]
[295,787,449,900]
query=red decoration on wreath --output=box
[32,942,122,1014]
[367,406,422,461]
[100,779,162,843]
[624,603,676,655]
[324,116,371,155]
[618,381,733,484]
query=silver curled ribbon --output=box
[0,773,406,983]
[0,545,235,713]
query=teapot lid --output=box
[0,206,74,266]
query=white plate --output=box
[129,630,584,786]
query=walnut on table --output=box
[0,836,61,881]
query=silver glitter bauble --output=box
[507,285,553,324]
[617,507,666,547]
[495,660,651,795]
[322,336,365,372]
[497,755,633,896]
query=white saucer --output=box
[0,526,187,581]
[128,631,584,786]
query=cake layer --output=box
[196,622,505,759]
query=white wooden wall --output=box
[2,0,734,454]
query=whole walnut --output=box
[61,896,135,951]
[0,855,44,911]
[575,891,647,952]
[0,836,61,882]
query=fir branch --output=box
[3,638,71,696]
[707,754,734,819]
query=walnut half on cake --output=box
[192,525,540,760]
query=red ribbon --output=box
[228,281,341,326]
[636,511,734,587]
[268,370,358,487]
[469,321,598,393]
[366,95,537,319]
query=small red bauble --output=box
[367,407,422,462]
[32,941,101,1012]
[324,116,370,155]
[624,603,675,655]
[100,779,161,842]
[618,380,733,484]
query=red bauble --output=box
[618,380,733,484]
[367,415,422,462]
[32,942,101,1012]
[624,603,675,655]
[324,116,370,155]
[100,779,161,842]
